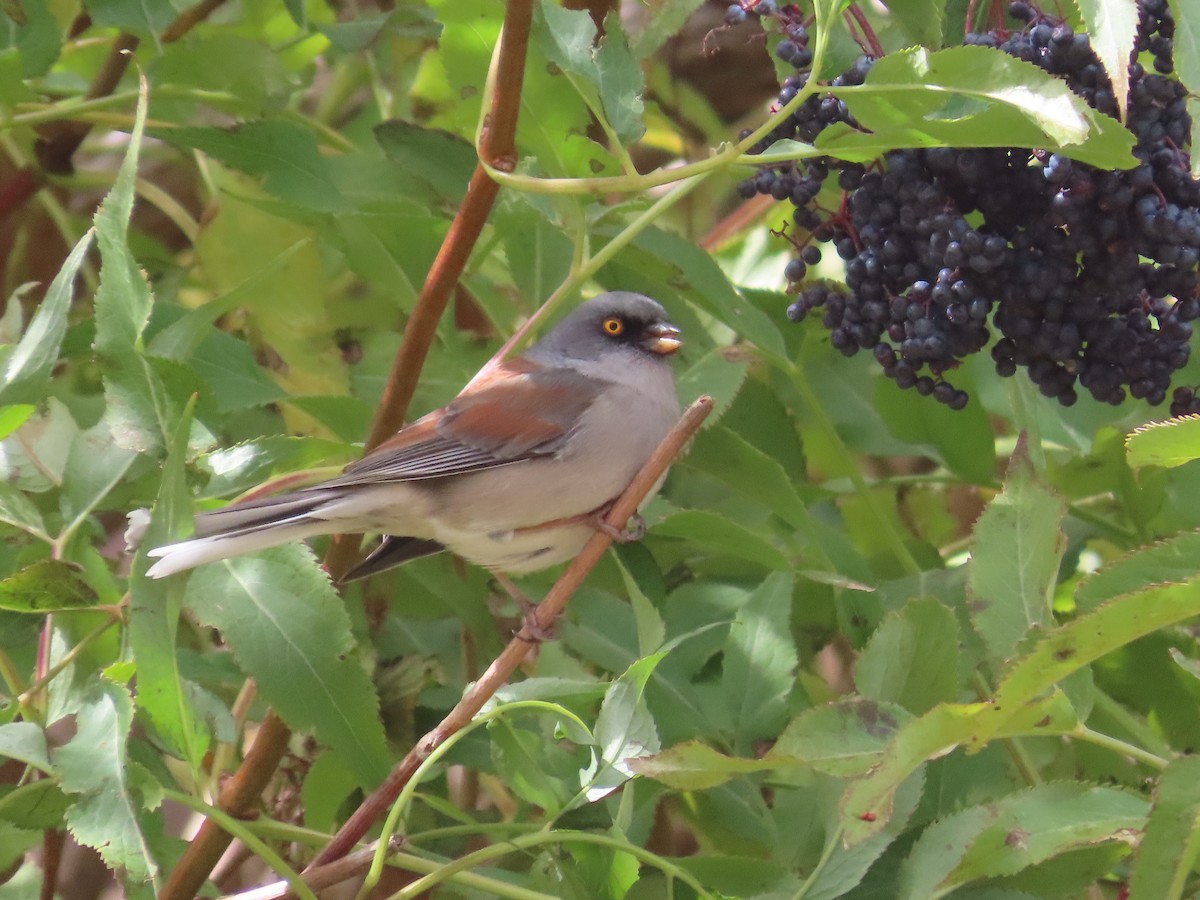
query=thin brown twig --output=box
[845,3,885,58]
[306,396,714,870]
[39,828,64,900]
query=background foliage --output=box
[2,0,1200,897]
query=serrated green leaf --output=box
[627,0,705,58]
[721,573,796,747]
[675,347,750,430]
[0,230,93,406]
[924,784,1145,893]
[584,651,668,802]
[0,560,98,613]
[967,439,1066,665]
[771,698,914,777]
[1126,415,1200,469]
[184,547,390,788]
[60,416,138,537]
[828,46,1137,168]
[1071,0,1138,118]
[1127,755,1200,900]
[1076,531,1200,611]
[374,120,476,204]
[57,681,158,883]
[856,598,959,714]
[190,330,288,414]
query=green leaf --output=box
[0,779,70,829]
[93,72,151,360]
[1170,0,1200,116]
[720,573,796,747]
[675,347,750,430]
[1070,0,1138,119]
[536,2,645,143]
[1125,415,1200,469]
[130,402,209,771]
[166,123,348,212]
[856,598,959,714]
[374,120,477,204]
[0,560,99,613]
[0,229,94,406]
[875,372,996,484]
[1076,531,1200,611]
[828,46,1137,168]
[184,547,390,788]
[651,509,792,570]
[57,680,158,883]
[936,787,1142,892]
[901,783,1146,896]
[683,426,812,528]
[880,0,944,46]
[770,698,914,777]
[190,330,288,414]
[1127,755,1200,900]
[628,740,776,790]
[967,438,1066,665]
[60,415,138,536]
[0,722,51,771]
[0,481,49,540]
[14,0,62,76]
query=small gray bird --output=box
[146,292,682,580]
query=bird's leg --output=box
[492,572,557,642]
[588,505,646,543]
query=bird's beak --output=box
[642,321,682,356]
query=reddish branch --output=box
[160,0,535,896]
[307,396,714,871]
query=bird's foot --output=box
[492,572,557,642]
[589,507,646,543]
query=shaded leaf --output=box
[856,598,959,714]
[0,722,50,771]
[771,698,914,776]
[967,438,1066,665]
[1071,0,1138,118]
[628,740,776,790]
[1127,755,1200,900]
[184,547,390,788]
[0,560,99,613]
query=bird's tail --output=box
[145,489,341,578]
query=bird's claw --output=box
[591,511,646,543]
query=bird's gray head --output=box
[530,292,682,365]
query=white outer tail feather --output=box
[145,520,330,578]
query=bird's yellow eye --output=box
[602,317,624,336]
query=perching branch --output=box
[306,395,714,871]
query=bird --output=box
[146,292,683,581]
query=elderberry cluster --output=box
[734,0,1200,413]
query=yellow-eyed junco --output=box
[146,292,682,580]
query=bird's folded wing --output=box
[324,363,603,486]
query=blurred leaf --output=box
[967,438,1066,665]
[168,123,348,212]
[1169,0,1200,110]
[190,330,287,414]
[720,573,796,747]
[856,598,959,714]
[1126,415,1200,469]
[0,230,93,406]
[585,651,668,802]
[1071,0,1138,118]
[1127,755,1200,900]
[0,779,69,829]
[0,482,48,540]
[14,0,61,76]
[84,0,185,39]
[627,0,705,58]
[57,680,158,883]
[651,509,791,569]
[629,740,775,790]
[0,560,99,613]
[374,120,476,204]
[875,372,996,484]
[184,547,390,788]
[882,0,945,46]
[0,722,51,771]
[770,698,914,776]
